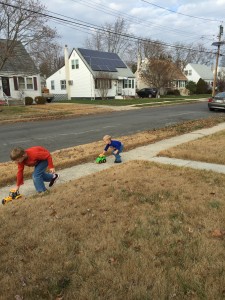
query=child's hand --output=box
[49,168,55,173]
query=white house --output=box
[46,47,136,100]
[183,63,214,87]
[0,39,42,101]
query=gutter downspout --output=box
[64,45,71,100]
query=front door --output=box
[2,77,11,96]
[117,80,123,95]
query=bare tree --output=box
[85,30,104,52]
[170,42,215,70]
[95,72,113,100]
[38,52,64,78]
[140,59,176,94]
[29,40,64,77]
[140,39,168,60]
[85,17,132,58]
[0,0,60,71]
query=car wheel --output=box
[209,107,215,111]
[148,94,152,98]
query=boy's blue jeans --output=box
[112,144,124,162]
[32,160,54,192]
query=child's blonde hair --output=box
[10,147,25,161]
[103,135,111,142]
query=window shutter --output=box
[33,77,38,90]
[13,77,18,90]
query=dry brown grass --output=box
[0,103,114,124]
[2,117,225,188]
[159,129,225,164]
[1,161,225,299]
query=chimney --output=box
[64,45,71,100]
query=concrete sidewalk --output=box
[1,122,225,202]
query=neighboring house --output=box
[183,63,214,87]
[46,47,136,100]
[0,39,42,100]
[136,58,188,95]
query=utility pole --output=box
[212,25,223,97]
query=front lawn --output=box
[58,94,209,106]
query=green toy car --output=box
[96,155,107,164]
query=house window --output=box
[184,70,188,76]
[18,77,34,89]
[95,79,112,89]
[60,80,66,90]
[26,77,33,89]
[123,79,134,88]
[51,80,55,90]
[179,81,186,88]
[71,59,79,69]
[18,77,25,89]
[188,70,192,75]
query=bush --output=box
[34,96,46,105]
[186,81,197,95]
[166,89,180,96]
[196,78,209,94]
[24,96,33,105]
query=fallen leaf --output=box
[15,296,23,300]
[211,229,225,238]
[188,227,193,233]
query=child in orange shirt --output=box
[10,146,59,193]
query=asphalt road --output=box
[0,101,219,162]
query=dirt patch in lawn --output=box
[159,129,225,164]
[1,116,225,188]
[1,161,225,299]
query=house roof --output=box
[171,66,187,81]
[0,39,38,75]
[186,63,214,80]
[76,48,135,78]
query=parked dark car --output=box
[208,92,225,111]
[136,88,158,98]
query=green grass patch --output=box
[58,95,208,106]
[0,106,27,114]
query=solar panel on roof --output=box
[78,48,127,72]
[91,64,102,71]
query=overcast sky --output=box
[43,0,225,53]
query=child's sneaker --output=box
[114,160,122,163]
[49,174,59,187]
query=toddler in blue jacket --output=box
[101,135,124,163]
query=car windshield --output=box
[215,92,225,98]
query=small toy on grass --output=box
[96,154,107,164]
[2,189,22,205]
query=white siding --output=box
[69,50,93,98]
[183,65,200,83]
[47,67,66,95]
[46,48,136,99]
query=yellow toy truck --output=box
[2,189,22,205]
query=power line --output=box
[141,0,223,23]
[0,1,219,56]
[70,0,215,42]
